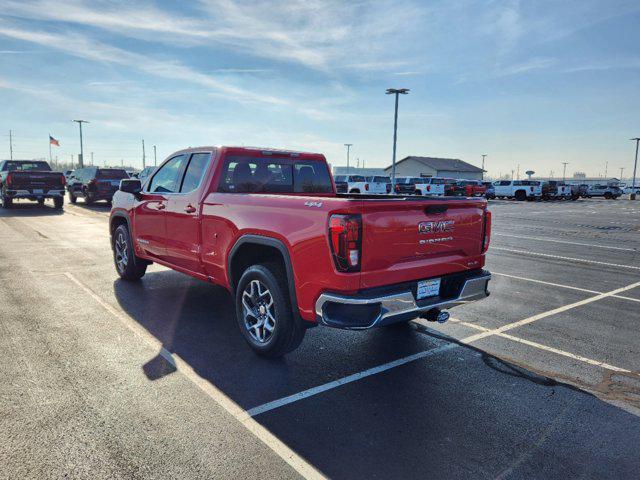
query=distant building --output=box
[384,156,485,180]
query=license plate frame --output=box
[417,278,441,300]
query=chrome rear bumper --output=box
[315,271,491,329]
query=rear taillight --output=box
[481,210,491,253]
[365,183,369,191]
[386,184,391,193]
[61,175,66,186]
[329,214,362,272]
[427,185,431,192]
[395,184,400,192]
[5,173,12,187]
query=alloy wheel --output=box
[242,279,276,344]
[115,232,128,273]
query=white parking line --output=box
[438,318,631,373]
[62,272,326,480]
[491,246,640,271]
[245,343,457,418]
[492,272,640,304]
[245,279,640,416]
[493,232,637,252]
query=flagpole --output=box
[49,135,53,166]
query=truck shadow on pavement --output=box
[113,269,640,480]
[0,202,64,216]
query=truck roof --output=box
[170,146,325,159]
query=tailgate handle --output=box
[424,205,448,215]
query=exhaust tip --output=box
[420,308,450,324]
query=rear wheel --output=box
[53,196,64,210]
[235,263,306,357]
[515,190,527,201]
[1,195,12,208]
[69,191,77,204]
[84,189,95,205]
[112,224,147,281]
[349,189,360,194]
[604,192,612,199]
[37,198,45,206]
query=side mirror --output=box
[120,178,142,198]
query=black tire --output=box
[515,190,527,201]
[1,195,12,208]
[84,189,95,205]
[53,196,64,210]
[37,198,45,206]
[235,262,305,357]
[112,224,147,281]
[69,191,77,204]
[350,189,360,194]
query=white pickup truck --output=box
[493,180,542,201]
[365,176,391,194]
[333,175,369,194]
[413,177,446,196]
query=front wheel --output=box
[112,224,147,281]
[235,263,305,357]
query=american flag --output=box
[49,135,60,146]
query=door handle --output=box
[184,204,196,213]
[157,203,166,210]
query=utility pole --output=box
[511,169,515,180]
[604,161,608,178]
[386,88,409,192]
[142,139,146,168]
[631,138,639,199]
[9,130,13,160]
[153,145,157,166]
[72,120,89,168]
[344,143,352,173]
[562,162,569,181]
[516,164,520,179]
[620,167,625,180]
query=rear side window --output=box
[348,175,365,182]
[372,176,390,183]
[97,169,128,180]
[218,156,332,194]
[148,155,188,193]
[180,153,211,193]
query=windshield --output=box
[4,161,51,171]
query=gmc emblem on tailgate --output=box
[418,220,455,234]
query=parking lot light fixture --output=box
[386,88,410,193]
[562,162,569,182]
[344,143,353,173]
[72,120,89,168]
[631,138,639,199]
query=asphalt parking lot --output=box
[1,197,639,479]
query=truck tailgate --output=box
[9,171,64,189]
[360,198,486,289]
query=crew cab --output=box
[393,176,421,194]
[110,147,492,357]
[365,176,392,194]
[493,180,542,201]
[67,167,129,205]
[333,175,369,194]
[451,180,487,197]
[0,160,65,209]
[541,181,572,200]
[414,177,446,196]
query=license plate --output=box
[33,189,43,194]
[417,278,441,300]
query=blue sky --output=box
[1,0,639,178]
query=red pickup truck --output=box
[110,147,491,356]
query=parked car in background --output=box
[441,178,459,196]
[67,167,129,205]
[483,182,495,199]
[493,180,542,201]
[64,170,74,181]
[110,146,492,357]
[138,166,157,184]
[619,183,640,195]
[0,160,65,209]
[333,175,369,194]
[583,184,622,199]
[413,177,446,196]
[451,180,486,197]
[365,176,391,194]
[393,176,420,194]
[541,181,572,200]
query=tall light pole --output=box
[9,130,13,160]
[386,88,410,192]
[620,167,625,180]
[604,161,608,178]
[481,154,487,172]
[562,162,569,181]
[142,139,146,168]
[153,145,157,166]
[631,138,639,199]
[72,120,89,168]
[344,143,352,173]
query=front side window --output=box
[180,153,211,193]
[148,155,188,193]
